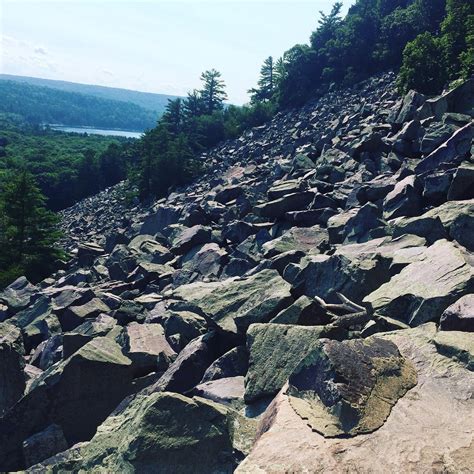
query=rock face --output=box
[287,337,417,437]
[2,74,473,471]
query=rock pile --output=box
[1,72,473,472]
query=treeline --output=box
[248,0,472,106]
[136,69,274,199]
[0,81,157,131]
[0,114,139,210]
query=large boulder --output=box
[287,336,416,437]
[364,240,474,326]
[28,392,239,473]
[0,321,25,416]
[254,191,315,219]
[244,323,330,403]
[172,269,293,333]
[0,276,39,315]
[447,161,474,201]
[237,324,474,473]
[0,337,132,471]
[439,294,474,332]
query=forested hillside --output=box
[0,81,157,130]
[0,114,138,210]
[0,74,180,115]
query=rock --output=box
[173,269,293,334]
[0,337,132,471]
[127,235,173,264]
[364,240,474,326]
[60,298,111,331]
[262,225,328,258]
[439,294,474,332]
[201,346,249,383]
[29,392,238,473]
[139,205,181,235]
[244,323,329,403]
[122,322,176,377]
[415,123,472,175]
[394,89,426,123]
[287,336,416,436]
[422,170,453,205]
[383,175,422,219]
[77,242,105,266]
[447,161,474,201]
[193,376,245,407]
[342,202,386,243]
[390,215,447,245]
[254,191,315,219]
[0,276,38,314]
[171,225,212,255]
[22,424,68,469]
[237,324,474,473]
[31,334,63,370]
[285,252,389,304]
[152,331,231,394]
[433,330,474,371]
[179,242,227,280]
[0,321,25,416]
[270,295,331,325]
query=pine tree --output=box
[162,98,184,134]
[183,89,205,119]
[199,69,228,114]
[249,56,277,103]
[0,171,63,286]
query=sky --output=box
[0,0,354,105]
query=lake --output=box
[49,125,143,139]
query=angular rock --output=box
[173,269,293,333]
[447,161,474,201]
[171,225,212,255]
[439,294,474,332]
[434,330,474,371]
[0,321,25,416]
[60,298,111,331]
[364,240,474,326]
[254,191,315,219]
[22,424,68,469]
[122,322,176,377]
[201,346,249,383]
[0,276,38,314]
[244,323,329,403]
[383,175,422,220]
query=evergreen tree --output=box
[199,69,228,114]
[76,149,99,199]
[183,89,205,119]
[249,56,277,103]
[0,171,63,286]
[162,98,184,134]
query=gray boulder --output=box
[439,294,474,332]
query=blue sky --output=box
[0,1,354,104]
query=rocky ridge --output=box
[1,72,473,472]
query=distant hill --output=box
[0,74,180,116]
[0,80,161,131]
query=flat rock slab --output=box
[287,337,416,437]
[237,324,474,473]
[172,269,293,333]
[364,239,474,326]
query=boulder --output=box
[60,298,111,331]
[262,225,328,258]
[139,205,181,235]
[77,242,105,267]
[415,123,472,175]
[439,294,474,332]
[364,240,474,326]
[254,191,315,219]
[28,392,238,473]
[0,337,132,471]
[447,161,474,201]
[201,346,249,383]
[171,225,212,255]
[193,376,245,407]
[22,424,68,469]
[122,322,176,377]
[237,324,474,473]
[244,323,329,403]
[287,336,416,436]
[383,175,422,220]
[172,269,293,333]
[434,330,474,371]
[151,331,232,394]
[0,321,25,416]
[0,276,38,314]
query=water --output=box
[49,125,143,139]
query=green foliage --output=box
[398,0,473,95]
[199,69,228,114]
[249,56,279,103]
[398,32,448,94]
[0,80,157,130]
[0,171,64,287]
[0,114,138,210]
